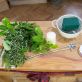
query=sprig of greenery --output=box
[0,17,15,36]
[0,18,58,68]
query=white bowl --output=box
[52,14,82,39]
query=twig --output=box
[27,43,77,59]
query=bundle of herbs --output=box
[0,18,58,68]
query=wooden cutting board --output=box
[1,21,82,72]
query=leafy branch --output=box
[0,18,58,68]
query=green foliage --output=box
[34,26,43,35]
[0,18,58,68]
[0,17,15,36]
[3,40,11,51]
[48,43,58,49]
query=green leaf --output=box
[11,22,18,27]
[3,40,11,51]
[18,22,28,27]
[0,31,7,36]
[2,17,13,29]
[2,17,10,24]
[0,25,7,31]
[48,43,58,49]
[2,17,10,26]
[32,35,44,43]
[34,26,43,35]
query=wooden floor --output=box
[0,0,82,82]
[0,0,82,21]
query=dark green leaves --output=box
[0,17,58,68]
[2,28,28,68]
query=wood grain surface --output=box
[1,21,82,72]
